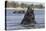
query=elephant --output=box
[21,6,36,25]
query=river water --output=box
[6,9,45,30]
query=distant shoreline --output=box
[6,8,45,11]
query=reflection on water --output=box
[6,9,45,30]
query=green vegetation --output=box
[6,1,45,8]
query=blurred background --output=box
[6,1,45,8]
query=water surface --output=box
[6,9,45,30]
